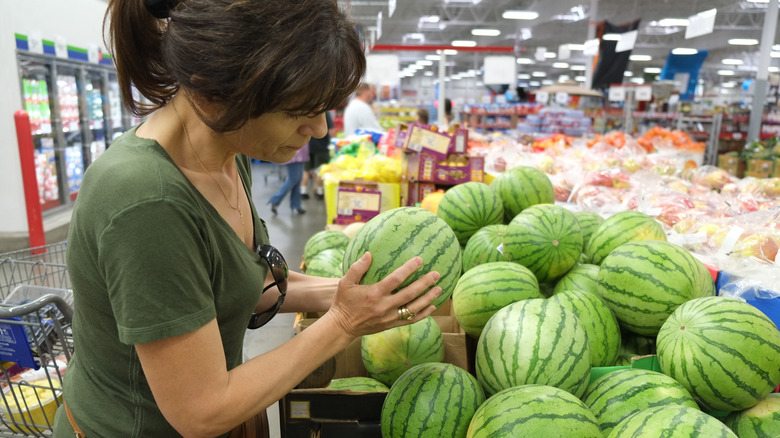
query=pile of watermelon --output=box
[301,166,780,437]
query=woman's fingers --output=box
[341,251,372,286]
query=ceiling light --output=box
[624,71,633,77]
[747,0,769,3]
[558,75,570,81]
[532,71,546,77]
[472,29,501,37]
[417,60,433,66]
[729,38,759,46]
[476,81,484,86]
[672,48,698,55]
[426,55,441,61]
[602,33,621,41]
[644,67,662,74]
[443,49,458,55]
[657,18,689,27]
[410,64,424,70]
[452,40,477,47]
[542,80,554,85]
[629,54,652,62]
[516,57,534,64]
[518,73,531,79]
[722,59,743,65]
[570,65,586,71]
[567,44,585,50]
[544,52,557,59]
[722,82,737,88]
[630,78,645,84]
[718,70,735,76]
[419,15,440,23]
[502,10,539,20]
[774,44,780,51]
[553,62,569,69]
[529,81,541,86]
[575,76,586,82]
[424,71,434,76]
[771,52,780,58]
[770,66,780,72]
[444,77,451,82]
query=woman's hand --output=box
[326,252,441,338]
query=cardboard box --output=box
[281,305,472,437]
[403,125,452,160]
[405,153,438,182]
[434,156,484,184]
[334,181,383,225]
[746,158,775,179]
[717,152,744,178]
[448,128,469,155]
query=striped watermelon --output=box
[575,211,604,248]
[452,262,542,338]
[657,296,780,411]
[461,225,511,273]
[475,298,591,397]
[328,377,389,392]
[362,316,445,386]
[549,289,621,366]
[490,166,554,223]
[467,385,601,438]
[437,182,504,246]
[304,249,345,278]
[606,405,737,438]
[582,368,699,436]
[584,211,667,265]
[381,362,485,438]
[303,230,350,265]
[553,263,600,296]
[724,393,780,438]
[342,207,462,309]
[504,204,583,283]
[597,240,716,336]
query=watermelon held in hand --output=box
[303,230,350,265]
[504,204,583,284]
[490,165,554,223]
[467,385,601,438]
[657,296,780,412]
[585,210,667,265]
[328,377,389,392]
[436,182,504,246]
[606,405,737,438]
[341,207,462,309]
[475,298,591,397]
[362,316,445,387]
[581,368,699,436]
[461,224,511,273]
[381,362,485,438]
[452,262,543,339]
[724,393,780,438]
[597,240,716,336]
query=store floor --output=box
[243,161,329,438]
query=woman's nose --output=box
[301,113,328,139]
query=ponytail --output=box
[103,0,178,117]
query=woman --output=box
[269,142,308,215]
[53,1,441,437]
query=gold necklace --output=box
[171,100,245,225]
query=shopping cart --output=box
[0,242,73,436]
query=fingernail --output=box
[415,257,423,266]
[362,252,370,262]
[433,286,442,296]
[432,272,440,281]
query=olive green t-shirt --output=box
[53,127,270,437]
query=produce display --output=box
[461,224,511,272]
[302,229,349,267]
[489,165,555,222]
[327,377,389,392]
[436,182,504,246]
[724,393,780,438]
[606,405,737,437]
[584,210,667,265]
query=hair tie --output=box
[145,0,177,19]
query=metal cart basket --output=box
[0,242,73,436]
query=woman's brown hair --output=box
[104,0,365,132]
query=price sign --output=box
[635,86,652,102]
[608,86,626,102]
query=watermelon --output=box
[342,207,462,309]
[490,166,554,223]
[582,368,700,436]
[724,393,780,438]
[452,262,543,339]
[466,385,601,438]
[304,249,344,278]
[549,289,621,366]
[606,405,737,438]
[381,362,485,438]
[362,316,445,386]
[657,296,780,411]
[437,182,504,246]
[553,263,600,296]
[303,230,350,265]
[328,377,389,392]
[475,298,591,397]
[461,225,511,273]
[504,204,583,283]
[597,240,716,336]
[584,210,667,265]
[575,211,604,248]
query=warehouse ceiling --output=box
[339,0,779,85]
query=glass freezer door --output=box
[56,67,86,201]
[84,70,107,161]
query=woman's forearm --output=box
[256,270,338,314]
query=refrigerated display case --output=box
[56,67,86,200]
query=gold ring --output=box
[398,305,415,321]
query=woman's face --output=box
[226,111,328,163]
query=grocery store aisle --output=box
[243,161,330,438]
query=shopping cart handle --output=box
[0,294,74,322]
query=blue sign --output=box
[0,320,38,369]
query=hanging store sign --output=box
[388,0,396,18]
[583,38,600,56]
[483,56,517,84]
[376,11,383,40]
[558,44,571,60]
[366,54,399,85]
[686,8,717,39]
[615,30,637,53]
[635,86,652,101]
[608,86,626,102]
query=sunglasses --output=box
[248,244,289,329]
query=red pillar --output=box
[14,110,46,249]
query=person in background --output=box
[269,142,308,215]
[54,1,441,437]
[301,111,334,201]
[343,83,383,135]
[444,97,456,128]
[416,107,430,125]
